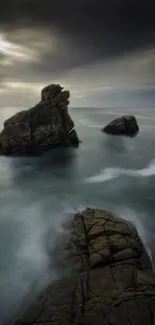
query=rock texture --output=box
[0,84,79,155]
[15,208,155,325]
[103,115,139,136]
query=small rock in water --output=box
[102,114,139,137]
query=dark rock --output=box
[102,115,139,136]
[68,129,80,146]
[41,84,64,101]
[0,84,79,156]
[15,208,155,325]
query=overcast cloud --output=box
[0,0,155,112]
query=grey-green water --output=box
[0,107,155,323]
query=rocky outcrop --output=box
[0,84,79,156]
[102,115,139,136]
[15,208,155,325]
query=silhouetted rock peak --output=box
[41,84,64,101]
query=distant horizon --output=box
[70,106,155,110]
[0,105,155,110]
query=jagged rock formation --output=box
[102,115,139,136]
[15,208,155,325]
[0,84,79,155]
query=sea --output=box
[0,106,155,323]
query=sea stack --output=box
[0,84,79,156]
[102,115,139,137]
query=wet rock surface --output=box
[0,84,79,156]
[103,115,139,136]
[15,208,155,325]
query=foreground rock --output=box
[103,115,139,136]
[0,84,79,156]
[15,208,155,325]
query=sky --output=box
[0,0,155,110]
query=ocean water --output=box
[0,107,155,323]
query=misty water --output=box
[0,107,155,323]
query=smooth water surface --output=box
[0,107,155,323]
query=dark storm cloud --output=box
[1,0,155,65]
